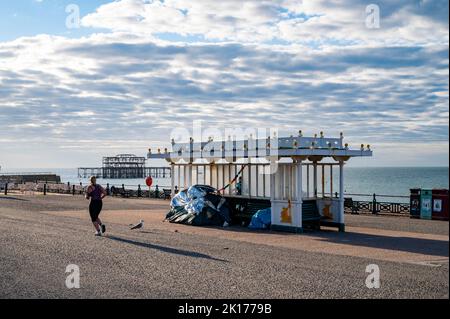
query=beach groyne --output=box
[0,173,61,183]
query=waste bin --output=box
[410,188,421,219]
[420,189,432,220]
[432,189,449,221]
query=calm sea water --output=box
[2,167,448,203]
[339,167,448,201]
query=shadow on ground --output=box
[198,225,448,258]
[0,196,29,202]
[310,230,449,257]
[107,235,228,262]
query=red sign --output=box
[145,177,153,187]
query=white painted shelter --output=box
[148,132,372,232]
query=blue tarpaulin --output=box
[248,208,271,229]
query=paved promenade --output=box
[0,194,448,298]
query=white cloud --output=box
[81,0,449,46]
[0,34,447,144]
[0,1,448,167]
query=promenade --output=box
[0,194,448,298]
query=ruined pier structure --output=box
[78,154,171,179]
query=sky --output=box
[0,0,448,169]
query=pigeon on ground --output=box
[130,220,144,230]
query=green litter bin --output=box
[420,189,432,220]
[410,188,421,219]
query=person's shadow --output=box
[107,235,228,263]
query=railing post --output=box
[138,184,142,197]
[72,185,75,196]
[106,183,110,196]
[67,182,70,194]
[155,185,159,199]
[372,193,377,214]
[4,182,8,195]
[44,183,47,196]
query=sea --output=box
[1,167,448,203]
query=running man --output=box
[86,176,107,236]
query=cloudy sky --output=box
[0,0,448,168]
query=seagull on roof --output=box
[130,220,144,230]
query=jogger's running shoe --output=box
[101,224,106,234]
[95,231,102,236]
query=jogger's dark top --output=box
[88,185,103,222]
[89,184,103,201]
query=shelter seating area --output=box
[226,196,321,230]
[148,132,372,232]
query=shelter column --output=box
[270,163,275,202]
[171,163,175,197]
[306,165,310,197]
[339,160,345,232]
[313,161,318,198]
[187,163,192,188]
[296,160,303,230]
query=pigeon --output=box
[130,219,144,230]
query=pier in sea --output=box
[78,154,171,179]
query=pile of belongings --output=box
[248,208,271,230]
[166,185,231,227]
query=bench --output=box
[162,189,172,200]
[110,186,132,198]
[344,197,359,214]
[301,200,321,230]
[227,196,323,229]
[237,201,272,222]
[0,182,7,191]
[226,197,271,225]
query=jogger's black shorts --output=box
[89,200,103,222]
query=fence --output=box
[343,193,410,216]
[2,182,411,215]
[3,181,174,200]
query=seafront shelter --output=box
[148,132,372,232]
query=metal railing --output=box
[2,182,412,215]
[3,181,174,200]
[342,192,410,215]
